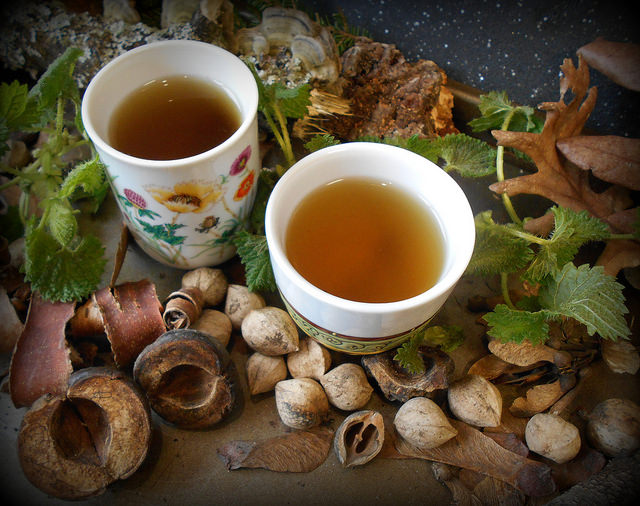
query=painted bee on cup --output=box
[195,215,219,233]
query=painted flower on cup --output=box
[118,188,160,219]
[147,181,222,213]
[229,145,252,176]
[234,170,256,201]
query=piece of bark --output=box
[9,292,75,408]
[93,280,165,368]
[577,38,640,92]
[217,426,334,473]
[394,418,556,497]
[510,374,577,417]
[109,223,130,288]
[557,135,640,191]
[549,445,607,491]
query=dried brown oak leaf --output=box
[488,56,640,276]
[217,426,333,472]
[577,38,640,92]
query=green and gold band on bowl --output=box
[265,143,475,355]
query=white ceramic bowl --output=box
[265,142,475,354]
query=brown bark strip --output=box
[395,418,556,497]
[217,426,334,472]
[94,280,165,368]
[9,292,75,407]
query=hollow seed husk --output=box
[334,410,385,467]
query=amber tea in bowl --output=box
[82,40,259,269]
[265,142,475,355]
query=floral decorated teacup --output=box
[82,40,259,268]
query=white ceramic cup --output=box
[82,40,259,268]
[265,142,475,354]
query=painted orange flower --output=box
[147,181,222,213]
[234,171,255,201]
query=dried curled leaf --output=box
[577,38,640,91]
[488,339,571,368]
[509,374,577,418]
[217,426,333,472]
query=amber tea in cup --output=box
[108,75,241,161]
[285,177,444,303]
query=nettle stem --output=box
[496,110,522,226]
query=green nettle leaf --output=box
[47,201,78,247]
[436,133,496,177]
[354,135,440,162]
[233,230,276,292]
[24,220,106,302]
[393,334,426,374]
[59,155,108,202]
[29,47,84,110]
[305,134,341,153]
[469,91,542,133]
[539,263,630,341]
[466,211,533,277]
[484,304,553,344]
[422,325,465,352]
[273,83,311,119]
[525,207,611,283]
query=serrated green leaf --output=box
[0,81,41,132]
[422,325,465,352]
[436,133,496,177]
[485,304,553,344]
[305,134,340,152]
[354,135,440,162]
[24,219,105,302]
[47,200,77,247]
[539,263,630,341]
[469,91,542,134]
[466,211,533,277]
[393,334,425,374]
[59,155,108,202]
[273,83,311,119]
[525,207,611,283]
[233,230,276,292]
[29,47,84,111]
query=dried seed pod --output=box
[601,340,640,375]
[394,397,458,450]
[133,329,236,429]
[334,410,384,467]
[287,337,331,380]
[17,367,151,500]
[586,398,640,457]
[275,378,328,429]
[191,309,232,347]
[225,284,266,329]
[320,363,373,411]
[525,413,581,464]
[181,267,228,307]
[241,306,299,356]
[448,374,502,427]
[163,287,204,329]
[488,339,571,369]
[246,352,288,395]
[361,346,454,402]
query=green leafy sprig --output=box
[0,48,109,302]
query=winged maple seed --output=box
[489,56,640,276]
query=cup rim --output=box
[81,40,258,169]
[265,142,476,316]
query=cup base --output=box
[280,293,433,355]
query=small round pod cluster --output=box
[191,309,232,347]
[394,397,458,450]
[447,374,502,427]
[275,378,329,429]
[287,337,331,380]
[525,413,581,464]
[181,267,228,307]
[241,306,299,355]
[320,363,373,411]
[246,352,288,395]
[586,398,640,457]
[225,284,266,330]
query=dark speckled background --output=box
[303,0,639,138]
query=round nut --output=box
[394,397,458,450]
[320,363,373,411]
[525,413,581,463]
[246,352,288,395]
[224,284,266,329]
[241,306,299,355]
[181,267,228,307]
[191,309,232,347]
[287,337,331,380]
[586,398,640,457]
[275,378,329,429]
[447,374,502,427]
